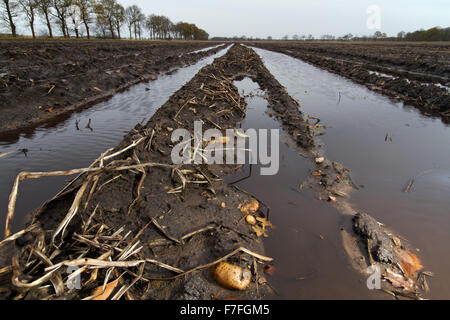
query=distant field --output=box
[251,41,450,121]
[250,40,450,46]
[250,41,450,81]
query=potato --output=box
[245,215,257,225]
[239,199,260,214]
[211,262,252,290]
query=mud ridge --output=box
[251,42,450,124]
[0,41,226,134]
[0,44,315,300]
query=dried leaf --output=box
[252,217,273,238]
[92,278,119,300]
[332,190,349,198]
[311,170,323,177]
[384,268,416,292]
[395,248,423,276]
[392,236,402,247]
[328,195,337,202]
[255,217,273,229]
[207,136,229,147]
[235,130,250,139]
[84,269,98,287]
[252,225,265,237]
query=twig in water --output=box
[403,178,415,193]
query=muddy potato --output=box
[245,215,257,225]
[212,262,252,290]
[315,157,325,164]
[239,199,260,214]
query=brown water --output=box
[229,78,385,299]
[250,47,450,299]
[0,45,231,235]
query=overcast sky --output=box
[117,0,449,38]
[3,0,449,38]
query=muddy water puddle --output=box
[251,47,450,299]
[0,45,231,234]
[227,78,384,299]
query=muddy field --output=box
[0,43,435,300]
[0,40,224,134]
[251,41,450,122]
[0,45,298,300]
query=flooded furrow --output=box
[0,45,231,234]
[181,43,225,56]
[227,78,383,299]
[250,47,450,299]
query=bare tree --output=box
[342,33,353,41]
[124,4,140,39]
[1,0,18,37]
[2,0,210,41]
[146,14,158,39]
[51,0,72,37]
[18,0,37,38]
[37,0,53,37]
[135,11,144,39]
[67,3,81,37]
[74,0,92,39]
[146,15,173,40]
[94,0,122,39]
[112,2,123,39]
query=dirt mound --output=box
[0,40,225,134]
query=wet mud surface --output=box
[0,43,445,300]
[0,44,314,300]
[251,42,450,123]
[0,40,225,133]
[0,45,232,237]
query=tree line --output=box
[0,0,209,40]
[212,26,450,42]
[273,27,450,42]
[400,27,450,41]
